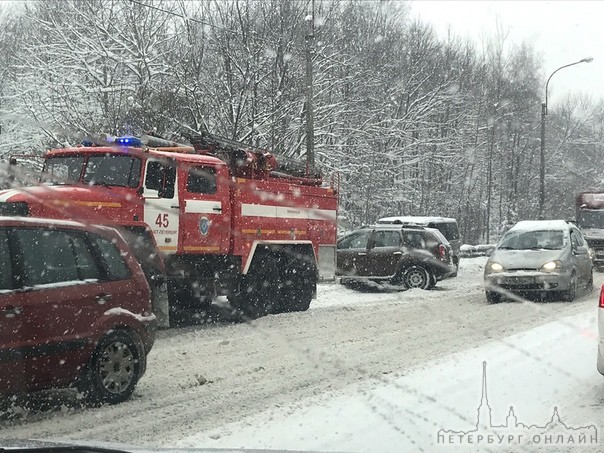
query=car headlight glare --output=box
[541,260,561,272]
[489,262,504,273]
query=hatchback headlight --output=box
[486,262,504,274]
[540,260,562,272]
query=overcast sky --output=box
[409,1,604,107]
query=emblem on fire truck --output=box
[199,216,211,236]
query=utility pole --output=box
[539,57,593,219]
[539,102,546,219]
[304,0,315,173]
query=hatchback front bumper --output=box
[485,270,571,293]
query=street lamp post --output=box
[539,57,593,219]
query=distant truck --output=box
[575,191,604,266]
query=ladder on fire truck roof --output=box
[81,131,324,184]
[143,132,323,181]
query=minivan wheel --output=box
[81,330,143,405]
[402,265,432,290]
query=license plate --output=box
[508,276,534,284]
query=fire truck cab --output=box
[0,134,338,327]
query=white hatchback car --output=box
[484,220,593,302]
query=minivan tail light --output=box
[438,244,446,259]
[599,285,604,308]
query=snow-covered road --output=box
[180,309,601,453]
[2,257,604,452]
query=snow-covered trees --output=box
[0,0,602,242]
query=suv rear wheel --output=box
[401,265,433,290]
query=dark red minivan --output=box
[0,217,155,404]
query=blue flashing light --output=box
[113,136,142,147]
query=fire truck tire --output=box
[279,260,316,313]
[229,261,278,319]
[229,249,316,318]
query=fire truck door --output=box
[180,165,231,254]
[143,159,180,254]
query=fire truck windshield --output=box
[42,154,142,188]
[83,155,142,188]
[42,156,85,185]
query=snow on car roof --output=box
[509,220,570,231]
[378,216,457,224]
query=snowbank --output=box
[460,244,495,257]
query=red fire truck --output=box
[0,134,338,327]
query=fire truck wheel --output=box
[231,253,316,318]
[231,266,278,319]
[279,262,315,312]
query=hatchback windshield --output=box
[499,230,566,250]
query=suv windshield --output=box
[499,230,566,250]
[42,155,141,188]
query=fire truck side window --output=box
[145,161,176,198]
[187,167,217,194]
